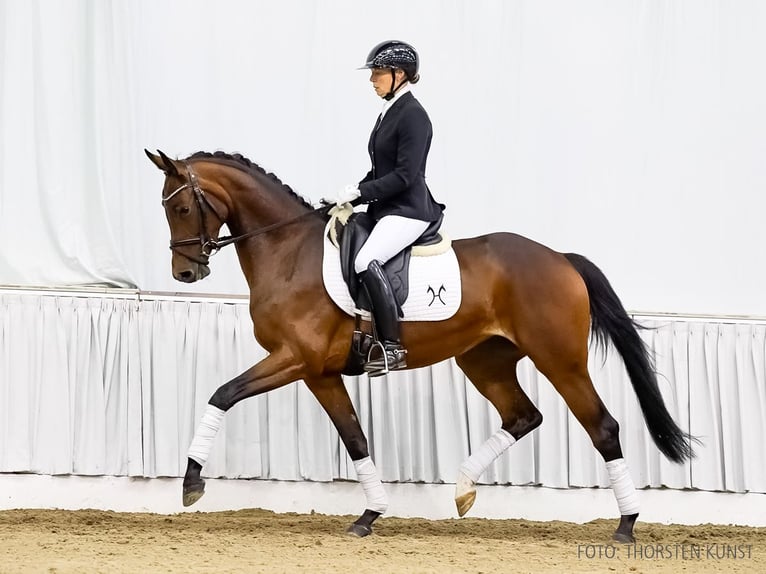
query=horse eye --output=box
[178,205,191,216]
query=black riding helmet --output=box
[360,40,420,100]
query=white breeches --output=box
[354,215,430,274]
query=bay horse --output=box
[145,149,694,542]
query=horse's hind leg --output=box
[454,336,543,516]
[304,374,384,537]
[531,347,639,543]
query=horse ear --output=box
[158,150,180,176]
[144,149,180,176]
[145,149,166,172]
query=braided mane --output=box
[186,151,315,210]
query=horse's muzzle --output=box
[174,264,211,283]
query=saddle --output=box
[331,209,444,376]
[336,211,444,315]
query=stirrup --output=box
[365,341,407,377]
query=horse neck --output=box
[213,165,322,287]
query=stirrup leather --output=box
[365,341,407,377]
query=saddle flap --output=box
[337,212,410,311]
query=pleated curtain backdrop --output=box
[1,292,764,494]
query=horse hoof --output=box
[182,484,205,507]
[612,531,635,544]
[455,471,477,517]
[612,513,638,544]
[455,490,476,517]
[346,523,373,538]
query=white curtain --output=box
[1,1,766,316]
[0,1,136,287]
[2,291,764,494]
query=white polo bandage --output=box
[606,458,640,515]
[187,404,226,466]
[459,429,516,482]
[353,456,388,514]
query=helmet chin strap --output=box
[384,69,408,101]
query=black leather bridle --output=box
[161,161,330,264]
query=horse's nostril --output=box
[179,270,194,281]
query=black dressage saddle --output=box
[336,211,443,314]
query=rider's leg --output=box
[353,215,430,274]
[354,215,429,374]
[360,259,407,372]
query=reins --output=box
[211,206,330,251]
[162,161,331,262]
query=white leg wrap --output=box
[187,404,226,466]
[606,458,640,515]
[459,429,516,482]
[353,456,388,514]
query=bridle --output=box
[162,161,329,265]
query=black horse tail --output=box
[564,253,696,463]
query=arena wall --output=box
[2,288,764,525]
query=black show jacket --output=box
[358,92,444,222]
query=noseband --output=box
[162,161,330,265]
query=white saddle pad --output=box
[322,222,462,321]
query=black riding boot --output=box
[360,260,407,376]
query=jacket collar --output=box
[381,84,412,119]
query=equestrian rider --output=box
[326,40,445,373]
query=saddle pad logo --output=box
[427,285,447,306]
[321,223,462,322]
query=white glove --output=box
[329,184,361,206]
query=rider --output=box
[327,40,445,374]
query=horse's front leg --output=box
[182,350,304,507]
[304,375,385,537]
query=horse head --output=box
[147,149,327,285]
[145,149,230,283]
